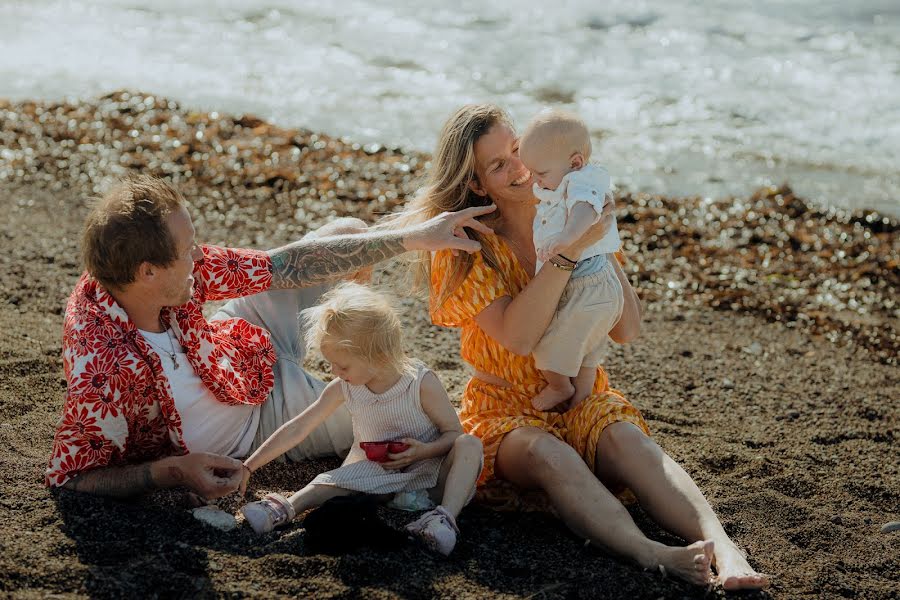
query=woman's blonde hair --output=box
[396,104,513,306]
[300,282,413,372]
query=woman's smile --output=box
[510,170,531,187]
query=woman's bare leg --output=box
[430,434,484,518]
[594,422,769,591]
[495,427,714,586]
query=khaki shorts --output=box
[532,260,624,377]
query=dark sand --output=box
[0,93,897,599]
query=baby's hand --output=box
[541,233,578,261]
[381,438,427,470]
[238,464,252,498]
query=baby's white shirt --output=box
[533,164,621,272]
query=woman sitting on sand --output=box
[399,104,768,590]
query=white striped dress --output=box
[309,363,444,495]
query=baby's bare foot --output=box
[714,540,769,590]
[532,382,574,411]
[652,540,715,586]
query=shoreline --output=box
[0,91,898,599]
[2,90,896,365]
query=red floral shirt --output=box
[46,245,276,487]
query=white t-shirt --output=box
[533,164,621,272]
[139,329,260,458]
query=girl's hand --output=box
[381,438,428,470]
[238,464,252,498]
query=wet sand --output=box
[0,92,897,599]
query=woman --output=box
[402,104,768,590]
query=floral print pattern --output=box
[46,245,274,487]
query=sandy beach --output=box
[0,92,897,599]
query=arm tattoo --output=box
[269,232,407,289]
[62,463,158,499]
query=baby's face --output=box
[519,145,574,192]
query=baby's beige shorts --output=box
[533,258,624,377]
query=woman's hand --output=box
[381,438,429,470]
[404,205,496,254]
[562,194,615,258]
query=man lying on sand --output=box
[45,175,493,501]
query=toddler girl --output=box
[239,282,483,556]
[519,109,624,411]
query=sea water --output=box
[1,0,897,215]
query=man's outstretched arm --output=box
[60,453,243,499]
[268,204,498,290]
[269,231,408,289]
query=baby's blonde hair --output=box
[300,282,413,373]
[520,109,592,163]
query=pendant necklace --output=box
[145,327,181,370]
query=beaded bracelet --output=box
[548,256,576,271]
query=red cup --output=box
[360,441,410,462]
[387,441,409,454]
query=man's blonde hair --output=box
[300,282,413,372]
[520,109,592,163]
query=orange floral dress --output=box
[430,234,650,494]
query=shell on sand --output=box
[881,521,900,534]
[191,506,238,531]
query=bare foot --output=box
[532,381,574,411]
[569,367,597,410]
[714,540,770,590]
[652,540,715,586]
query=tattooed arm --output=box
[269,231,408,289]
[61,453,244,499]
[268,204,498,289]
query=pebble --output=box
[743,342,763,355]
[191,506,238,531]
[723,378,735,389]
[881,521,900,534]
[0,91,896,365]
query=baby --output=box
[519,109,624,411]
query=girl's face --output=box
[469,123,535,208]
[320,337,376,386]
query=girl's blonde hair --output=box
[393,104,513,306]
[300,282,413,373]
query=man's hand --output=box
[162,453,244,500]
[404,204,496,254]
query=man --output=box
[46,175,493,500]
